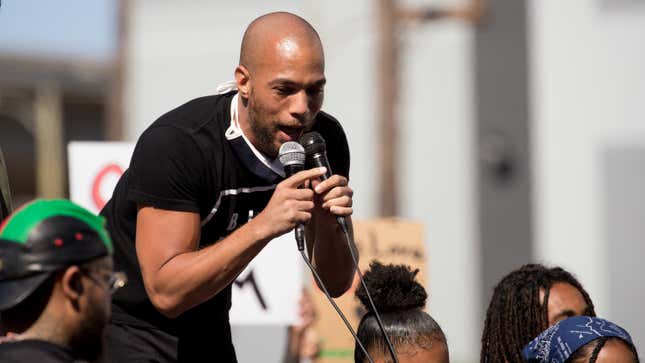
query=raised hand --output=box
[311,174,353,217]
[254,167,327,240]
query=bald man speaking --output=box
[100,12,356,362]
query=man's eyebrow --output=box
[269,78,297,87]
[309,78,326,87]
[268,78,326,87]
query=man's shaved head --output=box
[234,12,326,157]
[239,12,324,72]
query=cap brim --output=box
[0,273,51,311]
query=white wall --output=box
[529,0,645,351]
[126,1,479,361]
[399,15,479,363]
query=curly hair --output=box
[355,261,446,363]
[480,264,596,363]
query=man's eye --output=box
[307,87,324,95]
[275,87,294,95]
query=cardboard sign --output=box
[311,218,427,363]
[67,141,301,325]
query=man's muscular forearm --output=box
[305,212,356,297]
[139,213,271,318]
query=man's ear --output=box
[60,266,84,302]
[235,65,251,99]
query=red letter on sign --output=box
[91,163,124,211]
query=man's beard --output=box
[246,92,315,158]
[68,298,108,362]
[247,95,280,157]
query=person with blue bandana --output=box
[522,316,639,363]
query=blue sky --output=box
[0,0,117,61]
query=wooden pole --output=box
[34,82,65,198]
[106,0,129,140]
[377,0,399,217]
[375,0,484,217]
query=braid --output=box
[481,264,546,362]
[480,264,595,363]
[588,337,608,363]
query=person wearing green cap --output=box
[0,199,127,363]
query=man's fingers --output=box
[293,211,312,225]
[290,188,315,201]
[283,167,327,188]
[329,206,353,216]
[313,174,348,194]
[322,195,353,209]
[293,200,315,212]
[275,185,314,201]
[320,186,353,203]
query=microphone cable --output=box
[281,141,376,362]
[299,217,399,363]
[298,246,375,363]
[336,218,399,363]
[297,132,399,363]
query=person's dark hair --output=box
[480,264,596,363]
[355,261,446,363]
[569,337,639,363]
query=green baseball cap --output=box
[0,199,113,311]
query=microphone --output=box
[299,132,349,232]
[299,132,332,180]
[278,141,306,251]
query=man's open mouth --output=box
[279,125,305,141]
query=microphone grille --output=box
[278,141,306,167]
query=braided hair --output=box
[355,261,446,363]
[480,264,596,363]
[569,336,640,363]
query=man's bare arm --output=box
[305,174,356,297]
[137,167,327,318]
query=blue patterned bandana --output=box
[522,316,633,363]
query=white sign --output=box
[68,142,134,213]
[230,232,303,325]
[68,141,301,325]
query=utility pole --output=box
[376,0,485,216]
[377,0,398,217]
[106,0,129,140]
[34,82,64,198]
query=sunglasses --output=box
[80,267,127,294]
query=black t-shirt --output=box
[101,91,350,357]
[0,340,76,363]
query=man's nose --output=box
[289,90,309,118]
